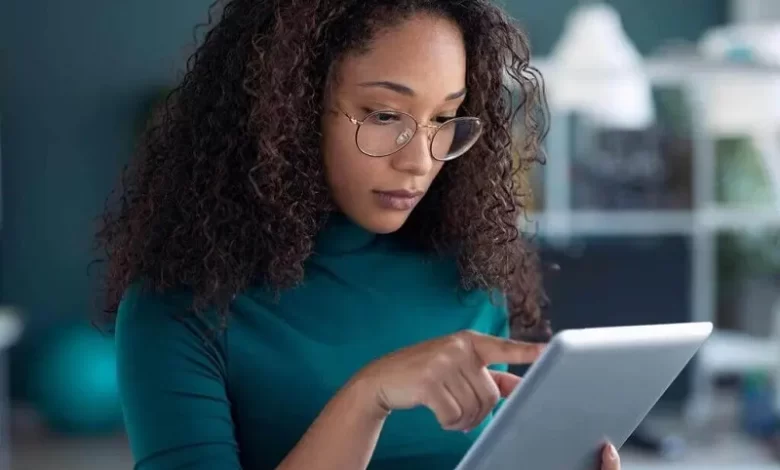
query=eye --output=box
[434,115,457,125]
[364,109,403,126]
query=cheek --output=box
[322,126,381,195]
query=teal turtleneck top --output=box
[116,213,510,470]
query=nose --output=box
[389,127,434,176]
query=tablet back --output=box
[455,322,713,470]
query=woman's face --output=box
[321,14,467,234]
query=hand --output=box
[352,330,544,431]
[600,443,621,470]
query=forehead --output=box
[336,15,467,97]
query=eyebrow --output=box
[358,81,467,101]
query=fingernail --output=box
[608,444,619,460]
[462,428,472,434]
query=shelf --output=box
[522,210,691,236]
[521,207,780,237]
[697,206,780,231]
[528,56,780,86]
[698,330,779,375]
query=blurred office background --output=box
[1,0,780,468]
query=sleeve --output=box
[115,284,242,470]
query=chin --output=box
[360,211,411,234]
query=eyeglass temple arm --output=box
[339,109,361,125]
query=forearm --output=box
[276,376,387,470]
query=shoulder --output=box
[115,282,225,356]
[117,282,190,323]
[117,282,187,331]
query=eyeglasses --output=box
[337,108,483,161]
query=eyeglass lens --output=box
[356,111,482,160]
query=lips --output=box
[373,189,425,211]
[376,189,424,199]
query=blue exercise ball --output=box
[29,324,123,434]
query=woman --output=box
[96,0,622,469]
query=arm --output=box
[117,284,389,470]
[115,285,242,469]
[276,375,388,470]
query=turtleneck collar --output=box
[314,212,378,254]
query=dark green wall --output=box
[0,1,726,327]
[0,1,214,327]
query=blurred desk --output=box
[0,310,23,470]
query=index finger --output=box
[470,333,546,365]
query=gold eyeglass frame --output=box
[336,108,483,162]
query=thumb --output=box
[601,443,621,470]
[489,370,522,397]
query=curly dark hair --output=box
[95,0,549,335]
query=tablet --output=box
[455,322,713,470]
